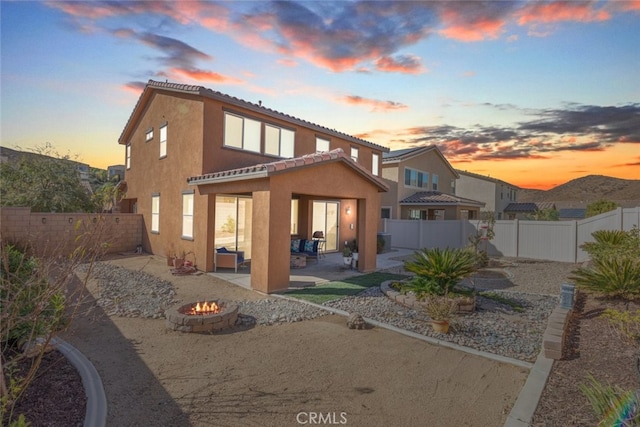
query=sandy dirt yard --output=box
[64,255,529,427]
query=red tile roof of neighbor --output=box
[400,191,485,207]
[187,148,389,191]
[119,80,389,153]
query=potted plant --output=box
[342,246,353,266]
[165,243,176,266]
[349,239,359,262]
[424,296,458,334]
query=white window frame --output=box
[159,123,167,158]
[126,144,131,169]
[145,127,153,142]
[223,112,260,153]
[350,146,359,162]
[265,124,295,158]
[151,194,160,233]
[316,137,330,152]
[432,174,438,191]
[372,153,379,176]
[182,192,194,239]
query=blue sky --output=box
[1,0,639,189]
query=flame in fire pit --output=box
[184,301,220,315]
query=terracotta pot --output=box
[431,320,450,334]
[173,258,185,269]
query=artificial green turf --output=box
[285,272,408,304]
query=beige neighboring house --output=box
[455,170,519,220]
[107,164,126,181]
[503,202,556,220]
[381,145,484,222]
[117,80,389,293]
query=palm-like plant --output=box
[570,257,640,299]
[403,247,476,297]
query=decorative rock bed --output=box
[380,280,476,314]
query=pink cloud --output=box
[439,17,506,42]
[375,55,425,74]
[277,58,298,68]
[169,68,243,84]
[517,1,610,25]
[340,95,408,112]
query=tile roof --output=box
[119,80,388,152]
[504,202,556,212]
[187,148,389,191]
[399,191,485,207]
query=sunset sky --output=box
[2,1,639,190]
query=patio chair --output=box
[214,247,246,272]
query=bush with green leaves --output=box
[0,244,67,348]
[571,227,640,299]
[403,247,476,298]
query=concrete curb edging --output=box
[53,338,107,427]
[504,353,554,426]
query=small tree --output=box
[586,200,619,218]
[0,143,95,213]
[468,211,496,268]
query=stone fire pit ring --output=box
[165,299,238,333]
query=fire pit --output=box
[165,299,238,333]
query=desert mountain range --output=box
[518,175,640,209]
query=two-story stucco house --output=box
[454,170,519,219]
[118,80,388,293]
[380,145,484,221]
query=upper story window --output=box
[151,193,160,233]
[451,179,456,194]
[126,144,131,169]
[432,174,438,191]
[265,124,295,158]
[159,123,167,158]
[224,112,260,153]
[316,137,330,152]
[404,167,429,189]
[145,128,153,142]
[372,153,379,176]
[350,146,359,162]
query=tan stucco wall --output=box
[0,207,142,257]
[120,87,386,291]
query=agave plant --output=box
[403,247,476,297]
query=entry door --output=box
[312,201,339,252]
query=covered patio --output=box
[188,149,388,294]
[208,247,415,291]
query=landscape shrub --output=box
[580,373,639,426]
[403,247,476,298]
[570,257,640,300]
[571,227,640,299]
[601,308,640,347]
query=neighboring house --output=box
[380,145,484,221]
[118,80,389,293]
[503,202,556,220]
[107,164,126,181]
[455,170,519,220]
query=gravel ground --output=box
[79,257,579,363]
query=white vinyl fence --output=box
[383,207,640,264]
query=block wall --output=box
[0,207,143,257]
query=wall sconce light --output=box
[68,217,73,224]
[345,207,351,215]
[41,217,47,224]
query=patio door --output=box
[312,201,339,252]
[214,195,253,259]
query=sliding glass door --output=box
[215,195,253,259]
[312,201,339,252]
